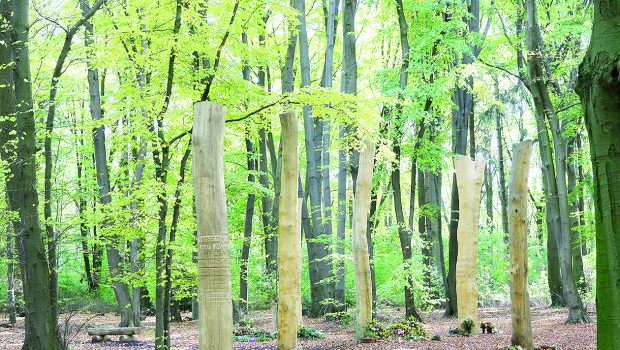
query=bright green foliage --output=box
[0,0,603,345]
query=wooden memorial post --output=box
[277,112,301,350]
[351,140,375,336]
[193,102,233,350]
[509,140,534,349]
[454,155,486,329]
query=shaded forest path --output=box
[0,306,596,349]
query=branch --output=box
[225,100,280,123]
[479,58,523,82]
[555,102,580,114]
[157,0,183,119]
[200,0,240,101]
[71,0,107,38]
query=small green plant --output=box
[233,325,276,342]
[326,311,354,326]
[365,320,390,339]
[461,316,475,336]
[297,326,325,340]
[391,316,429,340]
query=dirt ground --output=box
[0,306,596,349]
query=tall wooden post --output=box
[509,140,534,349]
[454,155,486,329]
[351,140,375,336]
[193,102,233,350]
[277,112,301,350]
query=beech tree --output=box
[576,0,620,346]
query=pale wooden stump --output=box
[193,102,233,350]
[454,155,486,329]
[277,112,301,350]
[351,140,375,336]
[509,140,534,349]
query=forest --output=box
[0,0,618,349]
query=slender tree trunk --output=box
[394,0,422,321]
[298,0,335,316]
[576,2,620,345]
[567,138,586,292]
[193,102,233,350]
[162,144,191,348]
[525,0,589,323]
[75,135,95,291]
[5,219,16,325]
[322,0,342,311]
[496,108,509,241]
[335,0,359,315]
[509,141,534,349]
[484,165,494,225]
[240,136,256,312]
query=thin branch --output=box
[555,102,580,114]
[200,0,240,101]
[479,58,523,82]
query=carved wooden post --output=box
[454,155,486,329]
[277,112,301,350]
[351,140,375,336]
[192,102,233,350]
[509,140,534,349]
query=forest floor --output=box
[0,306,596,349]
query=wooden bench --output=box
[86,327,142,343]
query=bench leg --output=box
[119,335,139,342]
[91,335,112,342]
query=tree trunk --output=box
[392,139,421,321]
[322,0,341,311]
[5,219,16,325]
[277,112,301,350]
[509,141,534,349]
[193,102,233,350]
[80,0,134,326]
[446,0,484,318]
[76,137,95,292]
[0,1,61,345]
[496,108,509,241]
[576,2,620,345]
[525,0,589,323]
[484,165,494,226]
[298,0,335,316]
[567,138,586,293]
[351,141,375,336]
[240,136,256,312]
[454,155,486,328]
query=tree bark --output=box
[567,138,586,293]
[525,0,589,323]
[75,132,95,292]
[298,0,335,316]
[0,1,61,346]
[496,107,509,241]
[509,141,534,349]
[454,155,486,328]
[193,102,233,350]
[576,1,620,345]
[277,112,301,350]
[240,136,256,312]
